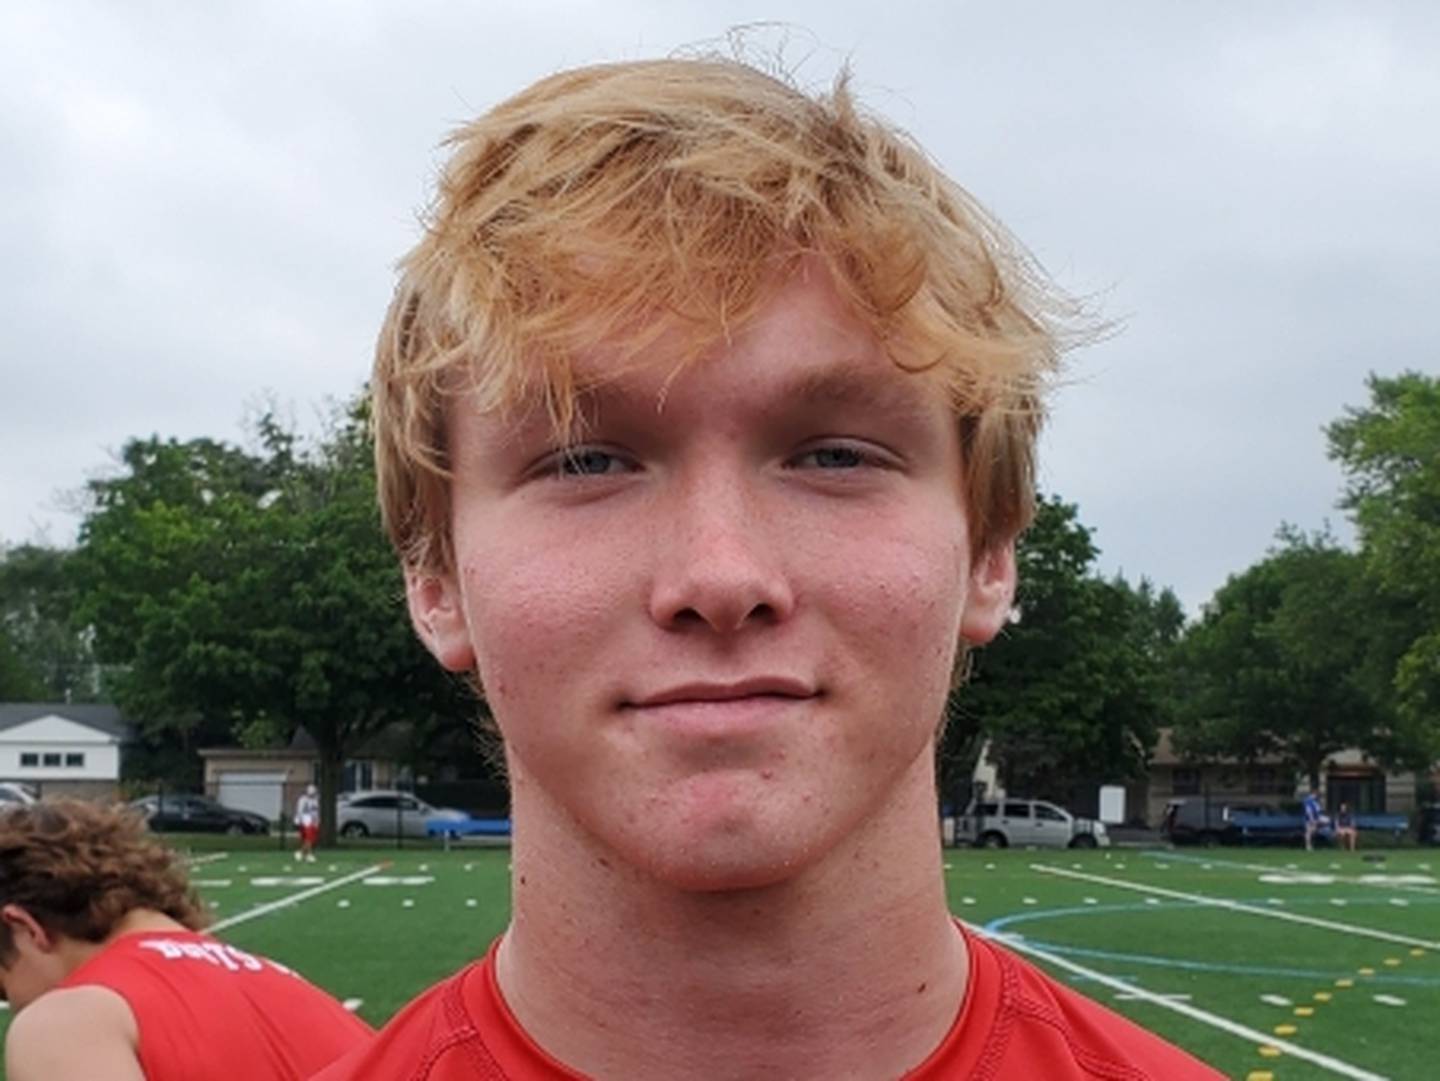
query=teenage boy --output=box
[0,799,372,1080]
[321,57,1222,1079]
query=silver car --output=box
[336,790,468,838]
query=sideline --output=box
[210,863,385,933]
[1032,864,1440,951]
[1146,850,1440,895]
[970,924,1389,1081]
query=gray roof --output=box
[0,702,132,741]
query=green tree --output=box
[948,497,1180,802]
[0,544,99,701]
[0,623,44,700]
[73,403,474,842]
[1172,528,1388,788]
[1327,370,1440,766]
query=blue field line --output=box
[986,937,1440,987]
[984,894,1440,936]
[982,898,1440,986]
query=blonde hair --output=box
[374,57,1077,574]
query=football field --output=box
[2,842,1435,1079]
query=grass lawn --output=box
[2,840,1435,1079]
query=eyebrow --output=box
[581,359,933,417]
[786,361,942,420]
[551,355,946,441]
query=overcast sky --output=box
[3,2,1435,616]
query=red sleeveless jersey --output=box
[314,926,1221,1079]
[57,930,372,1081]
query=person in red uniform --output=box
[319,55,1224,1080]
[0,798,372,1079]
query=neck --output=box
[497,753,965,1081]
[56,909,191,975]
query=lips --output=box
[625,676,817,710]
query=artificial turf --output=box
[2,841,1435,1079]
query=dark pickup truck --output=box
[1162,798,1410,846]
[1227,806,1409,845]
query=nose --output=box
[647,464,796,635]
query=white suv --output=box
[0,782,37,807]
[955,798,1109,849]
[336,790,468,838]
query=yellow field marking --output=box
[1273,1024,1298,1036]
[1335,978,1354,988]
[1382,957,1401,967]
[1358,966,1375,976]
[1409,947,1426,957]
[1258,1045,1283,1058]
[1246,1072,1275,1081]
[1313,991,1332,1002]
[1294,1006,1315,1016]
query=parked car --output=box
[954,798,1110,849]
[129,793,271,835]
[0,782,37,807]
[337,790,469,839]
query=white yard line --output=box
[1150,852,1440,895]
[1114,992,1192,1002]
[209,864,384,933]
[971,924,1389,1081]
[185,852,230,867]
[1032,864,1440,951]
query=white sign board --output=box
[1098,785,1126,825]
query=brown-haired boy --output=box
[0,799,371,1079]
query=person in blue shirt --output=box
[1302,788,1325,850]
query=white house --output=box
[0,703,130,799]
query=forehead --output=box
[458,267,954,441]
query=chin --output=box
[642,846,811,895]
[623,815,836,895]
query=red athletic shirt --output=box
[313,926,1222,1079]
[57,929,373,1081]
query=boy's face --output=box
[409,267,1016,890]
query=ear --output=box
[959,542,1017,646]
[1,905,52,953]
[404,569,477,672]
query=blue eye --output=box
[556,448,626,476]
[793,444,873,470]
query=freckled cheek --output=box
[456,539,627,708]
[838,536,966,649]
[824,531,966,737]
